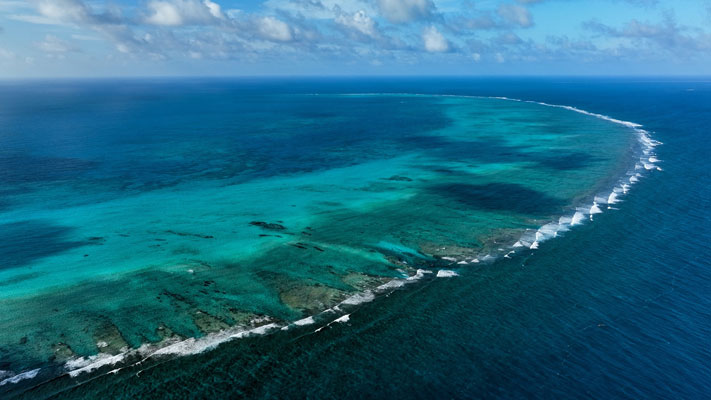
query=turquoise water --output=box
[0,79,664,397]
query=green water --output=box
[0,93,635,378]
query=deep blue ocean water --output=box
[1,78,709,399]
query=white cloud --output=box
[35,0,90,22]
[583,14,711,57]
[423,25,448,52]
[116,43,131,53]
[9,0,701,74]
[265,0,376,20]
[36,34,78,52]
[335,10,377,37]
[72,34,101,41]
[20,0,120,26]
[145,2,182,25]
[144,0,224,26]
[377,0,435,23]
[0,0,27,11]
[0,47,15,59]
[203,0,223,18]
[497,4,533,28]
[258,16,293,41]
[226,9,242,19]
[9,14,67,25]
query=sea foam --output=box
[0,369,40,386]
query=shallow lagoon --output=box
[0,84,638,382]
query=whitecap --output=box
[538,223,560,239]
[571,211,586,226]
[67,353,127,378]
[231,323,279,339]
[589,203,603,220]
[341,291,376,305]
[436,270,459,278]
[594,196,608,205]
[377,280,405,290]
[0,369,40,386]
[293,316,315,326]
[334,314,350,323]
[407,269,432,280]
[590,203,603,214]
[607,191,619,205]
[516,230,537,248]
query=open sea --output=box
[0,77,709,399]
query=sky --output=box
[0,0,709,77]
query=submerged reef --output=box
[0,93,657,390]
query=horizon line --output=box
[2,74,711,81]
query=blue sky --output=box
[0,0,709,77]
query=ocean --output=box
[0,77,709,399]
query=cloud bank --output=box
[0,0,708,75]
